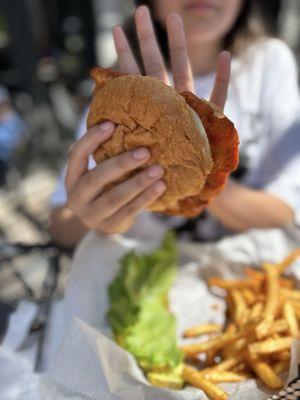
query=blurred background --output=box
[0,0,300,338]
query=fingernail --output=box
[132,147,150,160]
[136,5,149,16]
[154,181,166,193]
[147,165,164,178]
[169,13,181,21]
[100,121,115,133]
[220,50,231,58]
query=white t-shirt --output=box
[50,38,300,238]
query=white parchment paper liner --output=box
[41,226,300,399]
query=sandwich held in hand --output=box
[87,67,239,217]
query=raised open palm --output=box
[113,6,231,111]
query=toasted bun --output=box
[88,69,213,212]
[87,67,239,217]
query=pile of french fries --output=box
[181,249,300,400]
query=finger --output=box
[82,165,164,223]
[98,216,135,235]
[112,26,140,74]
[65,121,115,193]
[210,51,231,111]
[101,180,166,232]
[135,6,169,83]
[70,147,151,207]
[166,14,194,92]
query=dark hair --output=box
[124,0,266,69]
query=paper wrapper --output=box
[41,226,300,400]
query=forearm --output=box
[48,206,89,248]
[208,180,294,232]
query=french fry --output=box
[242,289,257,306]
[256,263,279,339]
[195,366,215,376]
[225,323,237,334]
[249,302,263,322]
[208,277,259,291]
[230,290,249,327]
[291,300,300,310]
[262,263,279,317]
[244,268,294,289]
[182,330,243,357]
[215,354,245,371]
[272,360,290,374]
[277,249,300,274]
[248,337,293,356]
[279,277,294,289]
[182,323,256,357]
[289,301,300,326]
[202,370,246,383]
[183,366,228,400]
[221,325,237,358]
[247,355,284,390]
[181,330,241,357]
[281,288,300,301]
[293,306,300,321]
[270,319,289,334]
[283,301,299,337]
[291,299,300,307]
[183,323,222,338]
[244,268,265,282]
